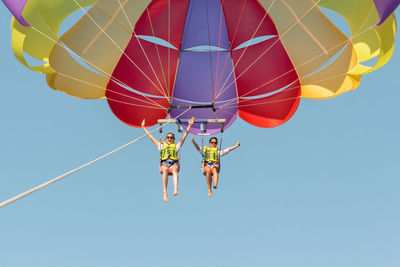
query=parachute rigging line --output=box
[205,0,217,102]
[56,72,166,110]
[116,0,172,98]
[29,25,166,109]
[72,0,169,99]
[143,1,171,97]
[216,24,376,110]
[214,0,249,101]
[31,4,375,117]
[216,0,323,99]
[212,0,226,102]
[215,0,274,99]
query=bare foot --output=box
[163,194,169,202]
[173,189,178,196]
[208,191,212,197]
[213,184,217,189]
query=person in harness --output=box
[142,117,195,202]
[191,136,240,197]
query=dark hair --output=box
[166,132,175,138]
[209,137,218,144]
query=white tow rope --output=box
[0,126,160,209]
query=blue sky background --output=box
[0,4,399,267]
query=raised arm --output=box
[226,141,240,153]
[141,119,160,148]
[191,137,201,152]
[178,117,195,146]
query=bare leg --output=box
[205,166,212,197]
[171,165,179,196]
[212,167,219,189]
[161,165,169,202]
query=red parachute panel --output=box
[231,38,299,97]
[134,0,190,49]
[238,81,301,128]
[222,0,278,49]
[222,0,301,128]
[110,39,179,97]
[106,0,189,127]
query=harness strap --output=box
[218,132,223,165]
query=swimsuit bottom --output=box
[160,159,180,174]
[202,161,220,175]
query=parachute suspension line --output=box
[218,0,322,97]
[213,0,248,101]
[216,0,322,99]
[215,0,271,99]
[159,121,163,144]
[168,0,171,99]
[56,72,165,110]
[212,0,225,103]
[217,79,301,110]
[116,0,172,99]
[176,119,185,161]
[116,0,134,29]
[228,0,250,47]
[144,4,170,98]
[205,0,216,103]
[72,0,169,100]
[216,23,375,110]
[220,62,367,109]
[219,64,367,110]
[84,0,131,54]
[201,136,205,172]
[218,130,224,167]
[29,25,166,110]
[281,0,328,54]
[0,108,192,209]
[180,0,195,51]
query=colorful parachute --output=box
[2,0,399,134]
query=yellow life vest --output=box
[160,142,178,160]
[204,146,219,162]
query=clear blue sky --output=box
[0,5,399,267]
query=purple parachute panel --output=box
[1,0,29,26]
[181,0,230,50]
[170,51,238,135]
[374,0,400,25]
[171,0,237,135]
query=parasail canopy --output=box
[1,0,399,134]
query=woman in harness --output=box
[142,117,195,202]
[191,136,240,197]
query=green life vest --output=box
[204,146,219,162]
[160,142,178,160]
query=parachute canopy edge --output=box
[373,0,400,26]
[2,0,29,26]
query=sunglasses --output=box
[166,136,175,139]
[210,141,217,144]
